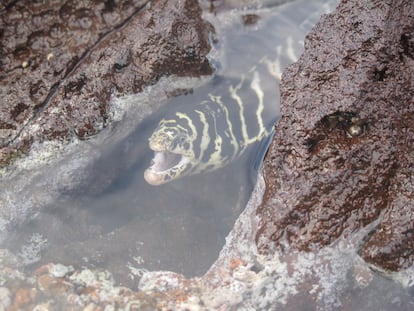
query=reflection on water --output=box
[0,0,362,289]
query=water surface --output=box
[2,0,338,286]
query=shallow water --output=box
[3,1,340,284]
[2,0,339,285]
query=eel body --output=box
[143,0,337,185]
[144,66,277,185]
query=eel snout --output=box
[144,150,186,185]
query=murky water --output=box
[2,2,412,309]
[3,0,337,285]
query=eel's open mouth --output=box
[144,150,189,185]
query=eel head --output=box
[144,122,195,185]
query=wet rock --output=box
[256,0,414,272]
[0,260,184,309]
[11,287,34,309]
[199,0,291,12]
[0,0,212,168]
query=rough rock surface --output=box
[257,0,414,272]
[0,0,212,168]
[199,0,290,12]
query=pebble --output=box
[83,302,96,311]
[13,287,31,308]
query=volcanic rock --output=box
[257,0,414,272]
[0,0,212,168]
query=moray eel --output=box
[144,67,276,185]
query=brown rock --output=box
[1,0,149,147]
[256,0,414,271]
[12,287,31,308]
[37,273,73,296]
[0,0,212,167]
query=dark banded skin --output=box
[144,67,276,185]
